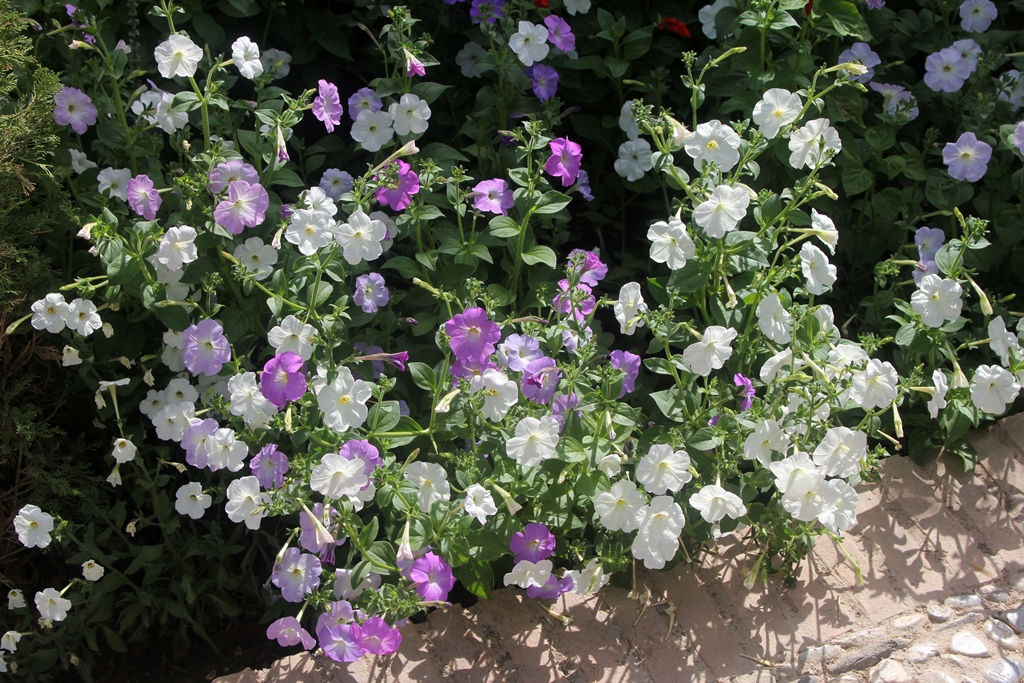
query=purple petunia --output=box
[543,15,575,52]
[550,392,580,431]
[497,333,542,372]
[313,80,344,133]
[259,352,307,409]
[338,439,382,483]
[374,160,420,211]
[445,307,500,362]
[573,169,595,201]
[521,356,561,405]
[472,178,515,216]
[568,248,606,286]
[525,63,559,102]
[250,443,289,489]
[54,86,97,134]
[214,180,269,234]
[734,373,755,411]
[409,551,456,602]
[271,548,322,602]
[351,617,402,655]
[510,522,556,563]
[127,174,162,220]
[552,279,595,324]
[526,572,574,599]
[610,350,641,397]
[353,273,390,314]
[942,131,992,182]
[267,616,316,650]
[470,0,505,24]
[182,319,231,376]
[914,226,945,285]
[924,47,971,93]
[347,87,383,121]
[208,159,259,194]
[544,137,583,187]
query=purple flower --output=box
[374,160,420,211]
[510,522,555,563]
[837,42,880,82]
[347,88,382,121]
[271,547,322,602]
[409,551,455,602]
[942,131,992,182]
[914,226,945,285]
[924,47,971,93]
[561,327,592,355]
[544,137,583,187]
[526,572,574,599]
[445,307,500,362]
[405,51,426,77]
[573,170,594,201]
[1014,121,1024,155]
[472,178,515,215]
[320,168,354,200]
[866,0,884,8]
[450,355,498,381]
[208,159,259,194]
[522,356,561,405]
[568,249,606,286]
[610,350,641,397]
[352,617,402,655]
[319,623,363,662]
[214,180,269,234]
[470,0,505,24]
[733,373,755,411]
[353,273,390,314]
[300,502,344,564]
[497,333,542,372]
[551,279,594,323]
[127,174,162,220]
[525,64,559,102]
[313,80,344,133]
[382,351,409,371]
[54,86,97,134]
[869,82,919,120]
[260,352,307,409]
[275,125,289,162]
[550,392,579,431]
[543,15,575,51]
[182,319,231,376]
[250,443,289,489]
[708,414,721,426]
[267,617,316,650]
[338,439,382,482]
[182,418,218,469]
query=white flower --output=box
[152,400,195,442]
[761,348,800,383]
[989,316,1020,366]
[698,0,737,39]
[769,452,823,498]
[911,274,963,328]
[350,109,394,153]
[800,242,837,295]
[647,217,695,270]
[311,453,369,499]
[2,630,21,652]
[472,368,518,421]
[566,558,609,595]
[285,208,335,256]
[781,477,830,522]
[756,293,793,344]
[788,118,842,170]
[849,359,899,410]
[404,461,451,513]
[504,559,553,588]
[228,372,276,426]
[509,21,549,67]
[301,186,338,215]
[206,427,247,472]
[14,504,54,548]
[268,315,317,360]
[614,139,653,181]
[463,484,497,524]
[928,370,948,419]
[62,346,82,366]
[456,41,488,78]
[97,167,131,201]
[35,588,72,621]
[8,589,26,610]
[111,437,137,464]
[816,479,858,533]
[564,0,592,15]
[682,325,738,377]
[689,484,746,524]
[388,93,431,136]
[809,209,838,254]
[693,184,750,238]
[618,100,642,140]
[505,416,560,468]
[970,364,1020,414]
[636,445,692,495]
[812,427,867,478]
[614,282,647,335]
[225,476,270,530]
[685,120,742,172]
[743,419,789,467]
[81,560,105,582]
[154,33,203,79]
[335,209,386,265]
[65,298,101,336]
[233,236,278,281]
[231,36,263,79]
[155,226,198,272]
[315,367,372,432]
[752,88,802,139]
[333,568,381,600]
[597,453,621,477]
[31,293,69,333]
[593,479,647,532]
[175,482,212,519]
[132,90,189,134]
[69,148,97,174]
[632,496,685,569]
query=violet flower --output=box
[182,319,230,376]
[259,351,307,409]
[610,350,641,397]
[352,616,402,655]
[409,551,456,602]
[472,178,515,215]
[250,443,289,489]
[353,273,390,314]
[521,356,561,405]
[312,80,343,133]
[544,137,583,187]
[214,180,269,234]
[374,160,420,211]
[510,522,556,563]
[445,307,500,362]
[127,174,162,220]
[734,373,755,411]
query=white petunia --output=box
[812,427,867,478]
[463,483,498,524]
[311,453,369,499]
[456,41,489,78]
[566,558,610,595]
[752,88,802,139]
[231,36,263,79]
[683,325,738,377]
[788,118,842,170]
[618,100,642,140]
[592,479,647,532]
[334,209,386,265]
[35,588,72,622]
[685,120,741,172]
[988,316,1020,366]
[928,369,948,419]
[970,364,1020,414]
[472,368,518,421]
[69,149,97,174]
[97,167,131,201]
[505,416,560,468]
[315,367,372,432]
[388,93,431,136]
[564,0,592,15]
[504,559,553,588]
[632,496,685,569]
[647,217,696,270]
[698,0,737,39]
[228,372,276,427]
[693,184,750,238]
[285,208,335,256]
[14,504,54,548]
[350,109,394,153]
[768,452,823,498]
[808,208,839,253]
[613,282,647,335]
[756,293,793,344]
[31,293,69,333]
[174,482,212,519]
[155,226,199,272]
[62,345,82,366]
[849,359,898,410]
[2,630,22,652]
[206,427,247,472]
[689,485,747,527]
[404,461,451,513]
[636,445,692,495]
[781,476,831,522]
[233,236,278,281]
[816,479,858,533]
[800,242,837,295]
[66,298,102,336]
[267,315,317,360]
[152,401,195,442]
[225,476,270,530]
[154,33,203,79]
[111,437,137,464]
[910,274,963,328]
[614,139,653,181]
[743,419,790,467]
[509,21,549,67]
[8,589,26,610]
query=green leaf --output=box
[382,256,421,279]
[520,245,557,269]
[102,626,129,654]
[365,541,396,573]
[534,191,572,215]
[411,82,451,104]
[866,127,895,153]
[455,558,493,599]
[489,216,521,238]
[650,388,685,421]
[191,11,225,48]
[367,401,401,433]
[420,142,469,162]
[895,323,916,347]
[622,28,653,60]
[408,362,436,392]
[270,168,306,188]
[842,163,874,196]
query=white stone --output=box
[982,586,1011,603]
[833,627,885,648]
[891,613,927,630]
[952,631,992,657]
[987,619,1020,647]
[947,594,985,610]
[920,671,957,683]
[985,658,1024,683]
[869,659,911,682]
[909,643,940,663]
[929,603,955,622]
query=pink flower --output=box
[267,617,315,650]
[54,86,97,134]
[374,160,420,211]
[405,49,426,77]
[259,352,307,409]
[544,137,583,187]
[127,174,162,220]
[445,307,500,362]
[472,178,515,215]
[313,80,343,133]
[409,551,455,602]
[214,180,269,234]
[352,616,402,655]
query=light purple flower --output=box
[526,64,559,102]
[869,82,919,120]
[182,418,218,469]
[568,249,606,286]
[942,131,992,182]
[208,159,259,193]
[271,547,322,602]
[267,617,315,650]
[914,226,945,285]
[260,351,307,409]
[214,180,269,235]
[470,0,505,25]
[127,174,162,220]
[866,0,884,7]
[510,522,555,563]
[347,88,382,121]
[406,52,425,77]
[552,279,594,324]
[300,502,344,564]
[953,38,982,72]
[574,170,594,201]
[545,137,583,187]
[526,572,574,599]
[838,42,880,82]
[550,392,579,431]
[450,355,498,381]
[734,373,755,411]
[338,439,382,482]
[472,178,515,215]
[924,47,971,93]
[445,307,500,362]
[353,273,390,314]
[960,0,997,33]
[182,319,231,376]
[521,356,561,405]
[543,15,575,52]
[352,617,402,655]
[375,160,420,211]
[54,86,97,134]
[610,350,641,397]
[1013,121,1024,155]
[313,80,343,133]
[320,168,353,200]
[319,623,363,662]
[409,551,455,602]
[497,334,542,372]
[250,443,289,489]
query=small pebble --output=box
[999,607,1024,635]
[891,613,926,630]
[909,643,940,663]
[920,672,957,683]
[947,594,985,610]
[987,619,1020,647]
[982,587,1011,604]
[869,659,911,683]
[952,631,993,658]
[984,658,1024,683]
[929,603,955,622]
[937,612,986,631]
[832,628,885,649]
[800,645,842,667]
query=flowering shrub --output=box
[3,0,1023,677]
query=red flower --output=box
[805,0,814,15]
[534,0,549,7]
[657,17,691,38]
